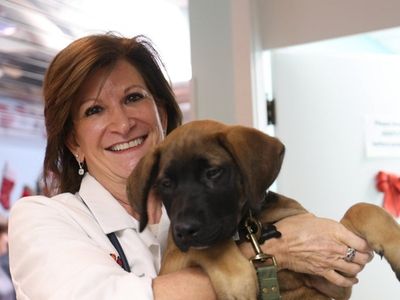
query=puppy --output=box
[127,120,400,300]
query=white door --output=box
[271,49,400,299]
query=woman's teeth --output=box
[110,137,144,151]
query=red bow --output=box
[376,171,400,218]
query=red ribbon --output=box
[376,171,400,218]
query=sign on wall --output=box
[365,115,400,158]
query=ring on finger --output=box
[344,247,356,262]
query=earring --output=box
[75,154,85,176]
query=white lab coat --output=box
[8,173,170,300]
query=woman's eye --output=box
[125,92,146,104]
[84,105,103,117]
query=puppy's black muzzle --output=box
[172,214,237,252]
[172,219,202,252]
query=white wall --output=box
[272,49,400,299]
[189,0,263,126]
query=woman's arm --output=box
[240,213,373,287]
[152,212,374,299]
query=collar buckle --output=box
[245,212,281,300]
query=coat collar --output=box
[78,173,139,234]
[77,173,170,251]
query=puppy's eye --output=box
[206,167,223,180]
[159,177,173,189]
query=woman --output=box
[8,33,372,299]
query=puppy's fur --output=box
[127,120,400,300]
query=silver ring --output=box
[344,247,356,262]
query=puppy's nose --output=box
[174,222,200,241]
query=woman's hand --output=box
[264,213,373,287]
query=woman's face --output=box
[69,59,166,185]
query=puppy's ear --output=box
[218,126,285,212]
[127,148,161,232]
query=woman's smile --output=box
[107,136,146,152]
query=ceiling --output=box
[0,0,190,105]
[0,1,64,103]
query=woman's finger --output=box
[337,224,373,253]
[350,248,374,265]
[337,244,374,267]
[333,259,363,277]
[323,269,358,287]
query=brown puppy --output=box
[127,120,400,300]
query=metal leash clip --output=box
[245,215,281,300]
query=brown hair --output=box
[0,215,7,235]
[43,33,182,196]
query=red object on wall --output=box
[21,185,33,197]
[0,163,16,210]
[376,171,400,218]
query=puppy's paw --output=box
[341,202,400,281]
